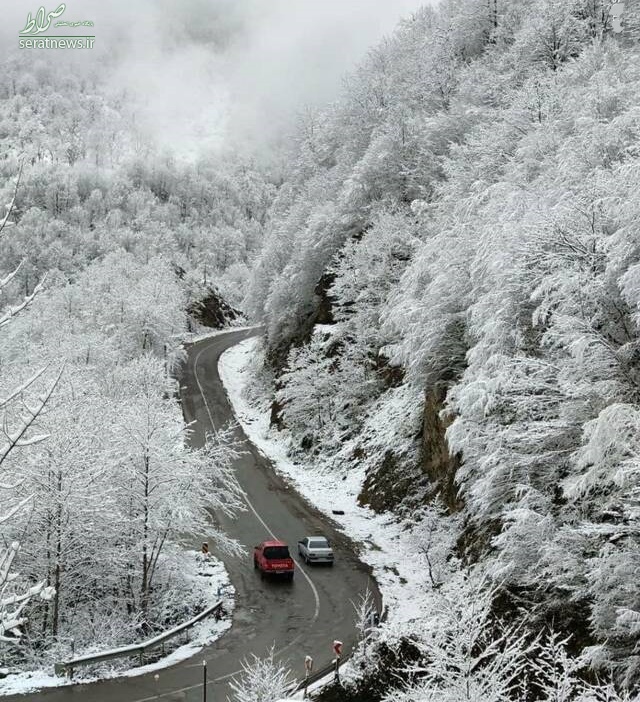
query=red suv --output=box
[254,540,295,581]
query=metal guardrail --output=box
[54,586,384,695]
[54,600,225,679]
[291,660,335,695]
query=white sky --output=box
[6,1,433,156]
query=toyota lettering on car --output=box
[254,540,295,580]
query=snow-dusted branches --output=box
[0,164,61,644]
[0,366,61,469]
[0,361,60,641]
[229,646,296,702]
[0,542,54,643]
[0,276,45,331]
[351,586,377,656]
[392,578,534,702]
[0,160,23,238]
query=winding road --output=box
[9,329,379,701]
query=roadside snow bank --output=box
[218,337,431,630]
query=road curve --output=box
[8,329,379,702]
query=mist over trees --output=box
[0,50,268,665]
[0,53,274,311]
[246,0,640,697]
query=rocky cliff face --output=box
[358,385,461,515]
[420,385,462,514]
[188,287,242,328]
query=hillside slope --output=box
[246,0,640,697]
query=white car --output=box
[298,536,334,565]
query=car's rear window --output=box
[309,539,329,548]
[264,546,290,559]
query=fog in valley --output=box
[4,0,428,156]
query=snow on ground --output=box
[218,337,430,630]
[0,550,234,697]
[181,323,260,345]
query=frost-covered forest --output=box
[0,51,275,667]
[245,0,640,698]
[3,0,640,699]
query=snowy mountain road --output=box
[9,328,379,702]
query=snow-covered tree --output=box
[105,356,244,626]
[351,586,377,656]
[0,164,57,642]
[229,647,296,702]
[15,375,117,640]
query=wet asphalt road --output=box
[10,329,379,702]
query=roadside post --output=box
[332,640,343,684]
[304,655,313,698]
[203,659,208,702]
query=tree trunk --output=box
[41,469,53,638]
[141,452,150,630]
[52,469,63,638]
